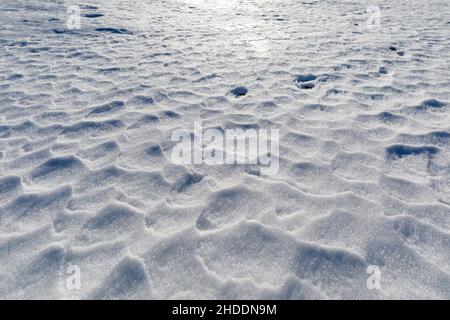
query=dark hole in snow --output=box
[379,67,388,74]
[295,74,317,83]
[229,86,248,97]
[82,13,104,18]
[300,82,315,89]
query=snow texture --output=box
[0,0,450,299]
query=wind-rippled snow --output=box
[0,0,450,299]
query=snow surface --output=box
[0,0,450,299]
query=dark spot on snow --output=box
[52,29,77,34]
[245,166,261,176]
[82,13,104,18]
[419,99,446,109]
[377,111,403,122]
[386,144,439,159]
[162,110,180,118]
[98,67,121,74]
[95,27,131,34]
[389,46,397,51]
[80,5,98,10]
[295,74,317,83]
[142,114,159,122]
[7,74,23,80]
[146,144,163,156]
[379,67,388,74]
[229,86,248,97]
[300,82,315,89]
[326,88,341,95]
[175,172,203,193]
[10,40,29,47]
[29,47,50,53]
